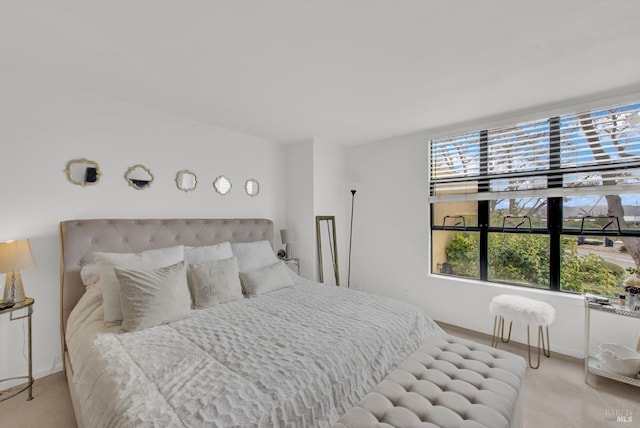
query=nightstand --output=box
[0,298,34,402]
[284,258,299,274]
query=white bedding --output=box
[66,279,443,427]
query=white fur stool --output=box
[490,294,555,369]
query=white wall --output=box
[347,99,640,359]
[284,140,315,278]
[0,73,286,384]
[284,140,349,283]
[313,141,348,285]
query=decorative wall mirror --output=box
[124,164,154,190]
[213,175,232,195]
[175,170,197,192]
[245,178,260,197]
[316,215,340,286]
[65,158,100,187]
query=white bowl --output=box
[597,343,640,378]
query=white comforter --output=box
[66,280,442,427]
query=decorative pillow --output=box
[184,242,233,264]
[80,263,99,287]
[187,257,243,308]
[95,245,185,323]
[231,240,278,272]
[184,242,233,305]
[115,261,191,332]
[239,261,295,296]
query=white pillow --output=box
[187,257,243,308]
[95,245,185,323]
[239,261,295,296]
[80,263,99,287]
[115,261,191,332]
[231,240,278,272]
[184,242,233,264]
[184,242,234,305]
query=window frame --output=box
[430,105,640,293]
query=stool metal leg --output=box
[527,325,541,369]
[527,324,551,369]
[491,316,499,348]
[500,318,512,343]
[544,325,551,358]
[491,316,507,347]
[491,316,513,349]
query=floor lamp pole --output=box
[348,189,356,288]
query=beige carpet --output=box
[0,323,638,428]
[443,323,640,428]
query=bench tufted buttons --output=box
[332,334,526,428]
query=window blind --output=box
[430,101,640,202]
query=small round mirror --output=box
[66,158,100,187]
[176,170,197,192]
[245,178,259,197]
[213,175,232,195]
[125,164,154,190]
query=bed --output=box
[59,219,443,427]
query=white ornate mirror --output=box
[65,158,100,187]
[176,170,197,192]
[244,178,259,197]
[213,175,232,195]
[124,164,154,190]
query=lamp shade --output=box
[280,229,296,245]
[0,239,35,273]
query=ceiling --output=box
[2,1,640,145]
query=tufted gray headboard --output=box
[58,218,274,349]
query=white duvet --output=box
[66,279,443,427]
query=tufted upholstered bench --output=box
[333,334,526,428]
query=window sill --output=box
[428,273,585,305]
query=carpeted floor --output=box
[0,322,638,427]
[443,323,640,428]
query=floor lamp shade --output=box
[0,239,35,303]
[280,229,295,259]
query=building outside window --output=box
[430,101,640,297]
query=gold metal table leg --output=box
[27,305,33,401]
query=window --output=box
[430,101,640,296]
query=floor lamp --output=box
[348,189,356,288]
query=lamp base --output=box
[2,270,26,304]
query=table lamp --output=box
[280,229,295,260]
[0,239,35,303]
